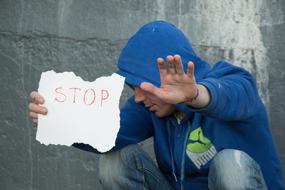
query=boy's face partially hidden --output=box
[134,86,176,117]
[134,87,153,107]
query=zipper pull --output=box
[173,172,178,182]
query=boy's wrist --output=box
[188,87,199,103]
[185,84,210,108]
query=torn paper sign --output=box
[36,70,125,152]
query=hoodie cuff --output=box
[184,79,220,114]
[176,78,219,114]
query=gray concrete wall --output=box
[0,0,284,189]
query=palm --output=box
[141,55,198,104]
[159,76,196,104]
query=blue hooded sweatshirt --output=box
[74,20,285,189]
[115,21,285,189]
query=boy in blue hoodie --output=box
[29,21,285,189]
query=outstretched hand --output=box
[140,55,198,105]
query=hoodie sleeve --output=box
[113,96,154,150]
[192,61,260,121]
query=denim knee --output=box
[98,144,173,190]
[98,144,144,189]
[208,149,267,190]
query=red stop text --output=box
[54,86,110,107]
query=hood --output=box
[116,20,210,87]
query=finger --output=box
[140,82,161,98]
[187,61,195,78]
[32,118,38,124]
[166,55,175,74]
[157,58,167,86]
[173,55,184,75]
[28,103,48,115]
[145,89,160,100]
[30,91,45,104]
[29,112,38,119]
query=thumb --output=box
[140,82,160,97]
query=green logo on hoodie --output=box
[186,127,217,169]
[187,127,212,153]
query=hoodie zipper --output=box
[168,115,192,190]
[179,121,192,190]
[166,120,178,182]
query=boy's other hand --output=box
[28,91,48,124]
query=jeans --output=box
[98,145,267,190]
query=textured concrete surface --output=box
[0,0,284,189]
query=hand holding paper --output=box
[36,70,125,152]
